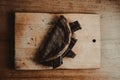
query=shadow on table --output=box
[7,12,15,70]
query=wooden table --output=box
[0,0,120,80]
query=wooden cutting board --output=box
[15,13,101,70]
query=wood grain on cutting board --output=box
[15,13,101,70]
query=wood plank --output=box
[0,69,100,78]
[15,13,101,70]
[0,0,120,79]
[0,77,106,80]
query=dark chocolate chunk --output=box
[39,56,63,68]
[62,38,77,58]
[65,50,76,58]
[69,21,81,32]
[53,56,63,68]
[62,48,76,58]
[40,60,53,67]
[62,48,71,57]
[69,38,77,49]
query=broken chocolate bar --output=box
[69,21,82,32]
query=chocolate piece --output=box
[65,50,76,58]
[69,38,77,49]
[62,38,77,58]
[53,56,63,68]
[69,21,81,32]
[40,56,63,68]
[40,60,53,67]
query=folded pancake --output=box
[38,15,71,62]
[34,15,81,68]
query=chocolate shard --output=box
[40,60,53,67]
[53,56,63,68]
[62,38,77,58]
[69,38,77,49]
[40,56,63,68]
[62,48,71,57]
[69,21,81,32]
[62,48,76,58]
[65,50,76,58]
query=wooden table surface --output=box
[0,0,120,80]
